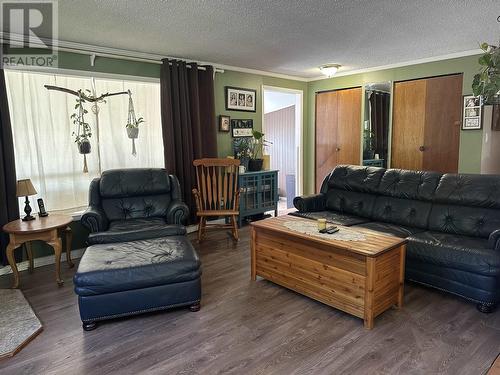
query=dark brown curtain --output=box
[160,59,217,222]
[0,69,19,265]
[369,91,390,166]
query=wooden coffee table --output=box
[3,215,74,288]
[250,216,407,329]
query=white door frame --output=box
[261,85,304,196]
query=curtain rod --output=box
[57,46,224,73]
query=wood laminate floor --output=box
[0,227,499,375]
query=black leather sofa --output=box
[293,165,500,312]
[75,168,201,330]
[81,168,190,244]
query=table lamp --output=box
[16,179,37,221]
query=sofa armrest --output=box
[293,194,326,212]
[81,207,109,233]
[488,229,500,250]
[166,201,190,225]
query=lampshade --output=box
[319,64,341,78]
[16,179,37,197]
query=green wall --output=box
[306,55,483,194]
[214,70,307,158]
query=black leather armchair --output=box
[81,168,189,245]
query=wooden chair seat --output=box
[192,158,241,241]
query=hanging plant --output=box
[126,90,145,156]
[70,90,92,172]
[472,42,500,105]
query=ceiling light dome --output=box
[319,64,341,77]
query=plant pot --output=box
[248,158,263,171]
[127,127,139,139]
[78,139,91,154]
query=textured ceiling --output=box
[50,0,500,78]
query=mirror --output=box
[363,82,391,168]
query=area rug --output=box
[0,289,42,359]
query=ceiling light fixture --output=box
[319,64,341,77]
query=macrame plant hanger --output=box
[127,90,138,156]
[45,84,141,172]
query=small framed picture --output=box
[231,119,253,137]
[225,86,256,112]
[462,95,482,130]
[219,115,230,132]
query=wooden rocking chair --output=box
[192,158,241,241]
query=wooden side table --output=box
[2,214,74,288]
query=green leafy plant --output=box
[70,91,92,144]
[472,42,500,104]
[249,130,272,160]
[126,117,145,129]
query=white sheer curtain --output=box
[5,70,163,213]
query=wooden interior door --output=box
[391,80,426,170]
[337,87,362,166]
[315,88,361,192]
[315,91,338,191]
[422,74,462,173]
[391,74,462,173]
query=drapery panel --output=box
[5,70,163,212]
[369,91,390,165]
[160,59,217,222]
[0,69,19,265]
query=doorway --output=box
[262,86,303,213]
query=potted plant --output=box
[248,130,271,171]
[70,94,92,155]
[126,117,145,139]
[472,42,500,105]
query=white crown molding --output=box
[306,49,483,82]
[1,32,482,83]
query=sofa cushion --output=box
[428,204,500,238]
[74,236,201,296]
[377,169,441,201]
[99,168,171,198]
[407,231,500,277]
[434,174,500,209]
[87,218,186,245]
[371,196,432,229]
[353,222,424,238]
[325,189,377,218]
[288,210,369,226]
[327,165,385,194]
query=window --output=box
[5,70,164,212]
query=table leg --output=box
[48,237,64,286]
[6,242,20,289]
[64,226,74,268]
[25,242,34,274]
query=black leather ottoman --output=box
[73,236,201,331]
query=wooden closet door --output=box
[337,87,362,166]
[422,74,462,173]
[315,88,361,192]
[315,91,338,191]
[391,80,427,170]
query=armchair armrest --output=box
[166,201,190,225]
[81,206,109,233]
[293,194,326,212]
[488,229,500,250]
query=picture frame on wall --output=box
[219,115,230,132]
[462,95,482,130]
[225,86,257,112]
[231,119,253,137]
